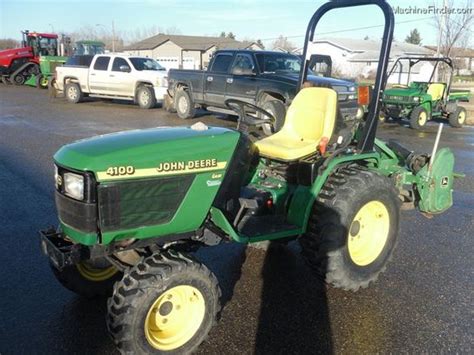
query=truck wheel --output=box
[409,106,428,130]
[35,74,48,89]
[175,89,196,119]
[107,250,221,354]
[65,82,84,103]
[137,85,157,109]
[50,259,121,298]
[299,166,400,292]
[260,99,286,136]
[448,106,466,128]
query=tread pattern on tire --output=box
[107,250,221,354]
[300,165,400,292]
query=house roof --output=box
[314,37,434,56]
[124,34,261,51]
[424,45,474,57]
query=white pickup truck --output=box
[55,54,168,108]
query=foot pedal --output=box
[233,198,259,226]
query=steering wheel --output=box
[225,99,276,132]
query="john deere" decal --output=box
[97,159,226,181]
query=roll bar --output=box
[298,0,395,152]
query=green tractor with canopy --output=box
[39,1,458,353]
[380,56,471,129]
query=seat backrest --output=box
[427,83,445,101]
[281,87,337,142]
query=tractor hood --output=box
[54,126,240,181]
[384,87,421,98]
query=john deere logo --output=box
[441,176,449,187]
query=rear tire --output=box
[136,85,157,109]
[260,99,286,136]
[448,106,466,128]
[50,259,121,298]
[175,89,196,119]
[107,250,220,354]
[65,82,83,103]
[12,74,25,85]
[409,106,428,130]
[299,166,400,291]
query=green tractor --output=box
[40,1,457,353]
[381,56,471,129]
[26,39,105,89]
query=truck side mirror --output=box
[120,65,131,73]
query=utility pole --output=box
[112,20,115,52]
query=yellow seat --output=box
[427,83,445,101]
[255,87,337,161]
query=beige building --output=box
[124,34,263,70]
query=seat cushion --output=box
[256,131,318,161]
[427,83,445,101]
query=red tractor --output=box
[0,30,59,85]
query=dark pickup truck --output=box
[167,50,360,134]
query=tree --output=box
[0,38,19,50]
[256,39,265,49]
[432,0,473,56]
[219,31,226,37]
[271,35,296,52]
[405,28,422,45]
[226,32,236,39]
[364,35,369,40]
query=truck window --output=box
[231,54,255,74]
[211,54,233,73]
[94,56,111,71]
[112,57,130,72]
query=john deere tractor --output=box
[40,1,456,353]
[381,56,471,129]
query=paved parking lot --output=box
[0,85,473,354]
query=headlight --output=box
[63,172,84,200]
[349,86,356,92]
[348,94,355,100]
[412,96,420,102]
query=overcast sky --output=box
[0,0,464,47]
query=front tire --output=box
[448,106,466,128]
[175,89,196,119]
[300,166,400,291]
[35,74,48,89]
[409,106,428,130]
[260,99,286,136]
[65,82,83,103]
[51,259,121,298]
[137,85,157,109]
[107,250,221,354]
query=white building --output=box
[294,37,435,82]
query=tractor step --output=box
[237,214,298,238]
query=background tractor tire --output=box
[136,85,157,109]
[175,89,196,119]
[107,250,221,354]
[1,76,12,85]
[409,106,428,130]
[299,166,400,292]
[448,106,466,128]
[12,74,25,86]
[35,74,48,89]
[51,259,122,298]
[260,99,286,136]
[65,82,84,103]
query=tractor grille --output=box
[97,175,195,232]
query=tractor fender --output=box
[286,152,380,229]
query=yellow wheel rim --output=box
[76,262,118,282]
[458,110,466,124]
[348,201,390,266]
[418,111,427,126]
[145,285,205,351]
